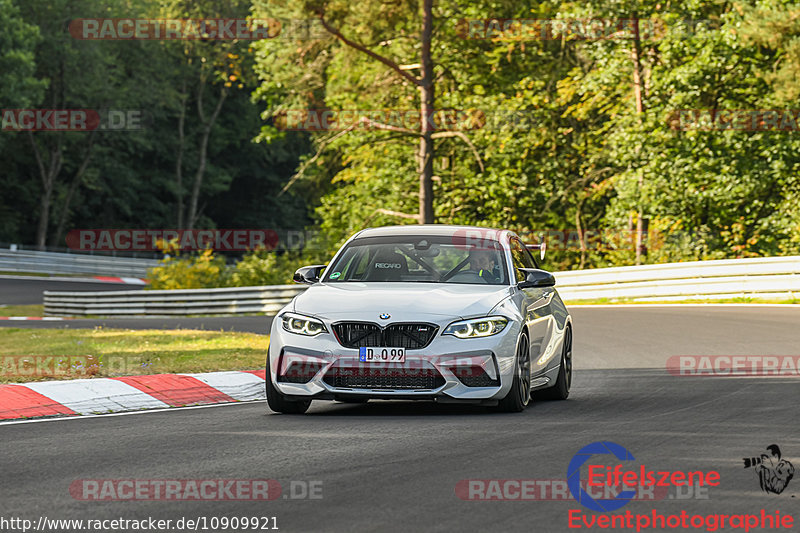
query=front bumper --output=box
[268,317,521,401]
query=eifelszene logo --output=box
[567,441,721,512]
[743,445,795,494]
[567,441,637,512]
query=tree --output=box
[0,0,44,110]
[160,0,254,230]
[16,0,124,248]
[255,0,491,224]
[253,0,624,263]
[566,1,800,261]
[0,0,45,239]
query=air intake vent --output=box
[332,322,438,349]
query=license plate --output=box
[359,347,406,363]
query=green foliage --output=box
[147,248,304,289]
[3,0,800,281]
[147,249,230,289]
[250,0,800,271]
[0,0,310,246]
[0,0,45,109]
[228,251,302,286]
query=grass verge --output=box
[0,327,268,383]
[0,304,45,317]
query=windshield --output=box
[323,235,508,285]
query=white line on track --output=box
[0,400,264,427]
[0,274,135,283]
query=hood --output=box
[293,282,512,321]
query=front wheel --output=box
[266,356,312,414]
[497,333,531,413]
[536,326,572,401]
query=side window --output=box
[349,248,370,280]
[331,247,368,281]
[522,244,538,269]
[510,239,535,282]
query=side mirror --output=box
[517,268,555,289]
[293,264,327,284]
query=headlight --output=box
[443,316,508,338]
[281,313,327,336]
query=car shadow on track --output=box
[287,400,567,417]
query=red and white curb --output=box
[93,276,148,285]
[0,370,266,420]
[0,274,147,285]
[0,316,66,321]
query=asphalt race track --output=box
[0,276,144,305]
[1,306,798,532]
[0,275,272,332]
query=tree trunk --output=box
[36,188,52,250]
[175,81,188,229]
[631,15,647,264]
[575,198,586,270]
[316,0,438,223]
[29,133,63,250]
[50,130,97,247]
[186,84,227,231]
[417,0,435,224]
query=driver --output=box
[467,250,498,283]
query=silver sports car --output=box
[266,225,572,414]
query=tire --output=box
[266,355,312,414]
[536,326,572,401]
[497,332,531,413]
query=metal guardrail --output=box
[0,248,158,277]
[44,285,307,317]
[43,256,800,317]
[555,256,800,301]
[0,242,161,259]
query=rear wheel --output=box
[266,355,312,414]
[497,332,531,413]
[537,326,572,401]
